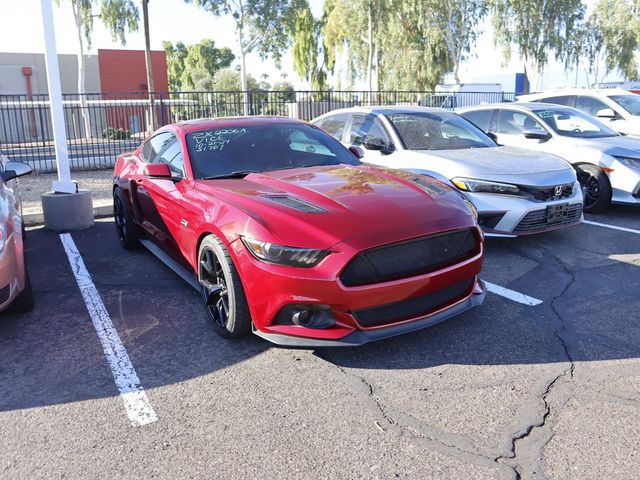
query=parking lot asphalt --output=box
[1,209,639,480]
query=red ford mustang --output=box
[113,117,485,346]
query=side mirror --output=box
[362,136,395,154]
[523,129,551,140]
[1,161,32,182]
[348,145,364,159]
[486,132,498,143]
[596,108,618,119]
[144,163,173,178]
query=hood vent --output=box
[264,195,326,213]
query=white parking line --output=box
[484,281,543,306]
[60,233,158,427]
[583,220,640,235]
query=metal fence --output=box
[0,90,516,172]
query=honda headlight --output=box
[616,157,640,169]
[241,237,328,267]
[452,177,520,195]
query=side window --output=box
[461,110,493,132]
[154,138,185,177]
[317,114,348,141]
[497,111,543,135]
[349,115,391,146]
[537,95,574,106]
[575,96,609,116]
[140,132,173,162]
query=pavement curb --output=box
[24,203,113,226]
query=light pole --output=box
[39,0,93,230]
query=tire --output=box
[113,188,139,249]
[576,164,612,213]
[198,234,251,338]
[10,265,34,313]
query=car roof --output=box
[519,88,634,100]
[169,116,307,134]
[460,102,562,112]
[316,105,452,117]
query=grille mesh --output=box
[353,278,474,327]
[514,203,582,234]
[0,284,10,304]
[340,228,479,287]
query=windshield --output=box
[385,112,496,150]
[185,123,360,179]
[608,94,640,116]
[532,107,619,138]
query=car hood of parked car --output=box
[408,145,575,185]
[194,164,477,249]
[575,135,640,159]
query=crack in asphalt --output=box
[313,351,517,480]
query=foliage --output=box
[292,3,331,90]
[163,41,188,92]
[102,127,131,139]
[55,0,139,48]
[490,0,585,89]
[163,40,235,91]
[439,0,488,84]
[588,0,640,81]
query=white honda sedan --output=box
[460,103,640,212]
[312,106,583,237]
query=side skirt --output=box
[139,239,200,291]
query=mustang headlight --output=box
[452,177,519,195]
[460,195,478,221]
[241,237,328,267]
[616,157,640,169]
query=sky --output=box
[0,0,624,91]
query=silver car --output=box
[459,103,640,212]
[312,106,583,237]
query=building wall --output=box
[0,52,101,95]
[97,49,168,94]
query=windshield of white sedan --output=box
[533,108,618,138]
[186,124,360,179]
[608,95,640,116]
[385,112,495,150]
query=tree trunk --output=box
[366,0,374,104]
[142,0,156,131]
[238,28,249,116]
[72,2,92,139]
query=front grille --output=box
[353,278,474,328]
[339,228,480,287]
[514,203,582,234]
[0,284,10,304]
[518,183,574,202]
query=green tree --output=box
[324,0,385,90]
[187,0,303,114]
[56,0,138,137]
[588,0,640,81]
[292,1,334,90]
[441,0,488,84]
[163,41,188,92]
[490,0,585,90]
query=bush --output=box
[102,127,131,140]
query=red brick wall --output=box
[98,49,168,94]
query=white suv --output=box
[518,89,640,137]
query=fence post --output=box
[159,92,166,126]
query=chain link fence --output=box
[0,90,515,172]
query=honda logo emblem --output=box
[554,185,563,197]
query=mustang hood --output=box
[414,146,574,185]
[194,164,476,249]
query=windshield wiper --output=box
[201,170,259,180]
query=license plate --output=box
[547,203,569,223]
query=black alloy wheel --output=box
[576,164,611,213]
[113,188,139,249]
[197,235,251,338]
[200,247,229,329]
